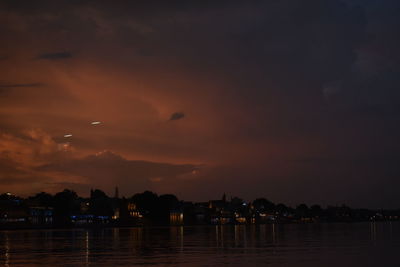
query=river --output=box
[1,222,399,266]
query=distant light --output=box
[64,134,72,138]
[91,121,101,125]
[6,192,11,196]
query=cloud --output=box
[0,82,43,88]
[0,129,60,166]
[39,150,196,197]
[0,82,44,97]
[0,129,80,194]
[323,81,342,99]
[0,129,197,197]
[37,51,72,60]
[169,112,185,121]
[1,0,400,207]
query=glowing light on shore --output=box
[64,134,72,138]
[91,121,101,125]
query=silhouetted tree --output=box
[253,198,275,212]
[275,203,289,215]
[310,204,323,218]
[28,192,53,207]
[0,193,21,201]
[131,191,162,223]
[53,189,80,226]
[89,189,113,217]
[90,189,107,199]
[296,204,310,218]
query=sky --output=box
[1,0,400,208]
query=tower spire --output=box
[114,186,119,199]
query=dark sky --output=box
[1,0,399,208]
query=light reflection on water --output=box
[0,222,399,266]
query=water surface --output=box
[1,222,399,266]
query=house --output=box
[28,206,53,225]
[170,210,184,225]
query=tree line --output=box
[0,189,399,227]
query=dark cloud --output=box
[169,112,185,121]
[37,51,72,60]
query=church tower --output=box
[114,186,119,199]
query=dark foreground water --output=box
[0,222,399,266]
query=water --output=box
[0,222,399,266]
